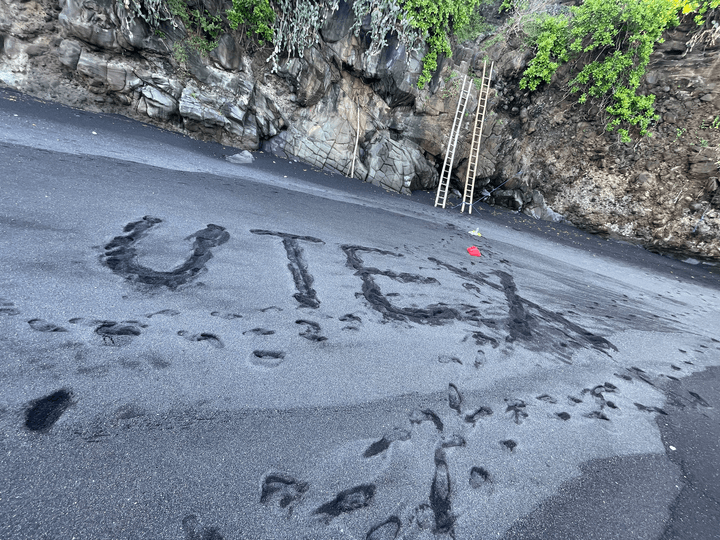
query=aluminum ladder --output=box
[461,61,494,214]
[434,75,473,209]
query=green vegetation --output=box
[126,0,719,120]
[440,70,462,98]
[168,0,222,58]
[403,0,481,87]
[454,4,493,42]
[227,0,275,44]
[228,0,340,68]
[349,0,484,88]
[128,0,493,86]
[517,0,720,141]
[127,0,222,62]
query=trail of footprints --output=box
[255,361,716,539]
[18,364,714,536]
[4,216,720,536]
[7,314,719,539]
[1,295,340,365]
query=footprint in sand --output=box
[178,330,224,349]
[28,319,68,332]
[25,389,73,432]
[0,298,20,316]
[249,350,286,368]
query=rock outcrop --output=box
[1,0,718,259]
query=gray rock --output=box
[262,130,294,160]
[179,87,228,128]
[240,113,260,149]
[221,101,247,124]
[320,0,354,43]
[636,172,655,185]
[210,34,241,72]
[59,0,118,50]
[371,37,423,107]
[117,14,168,53]
[691,161,718,175]
[277,47,339,107]
[226,150,254,164]
[1,36,25,59]
[185,51,213,83]
[25,44,48,57]
[56,39,82,70]
[76,51,108,83]
[106,61,128,92]
[116,15,151,50]
[140,86,179,120]
[135,69,183,99]
[250,88,286,139]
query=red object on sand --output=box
[467,246,481,257]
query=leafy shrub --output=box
[405,0,481,87]
[228,0,340,69]
[519,13,568,90]
[227,0,276,44]
[128,0,223,61]
[520,0,720,141]
[454,4,492,42]
[351,0,481,88]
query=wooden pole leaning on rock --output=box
[435,74,471,209]
[350,102,360,179]
[462,60,494,214]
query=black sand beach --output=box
[1,88,719,539]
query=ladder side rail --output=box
[442,77,473,208]
[435,75,468,207]
[462,106,482,212]
[462,61,487,213]
[465,63,494,214]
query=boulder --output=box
[76,50,108,84]
[226,150,254,164]
[106,61,129,92]
[140,86,178,120]
[364,133,437,193]
[210,33,241,72]
[179,87,229,128]
[56,39,82,70]
[2,36,25,59]
[59,0,118,50]
[25,44,48,57]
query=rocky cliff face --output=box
[1,0,718,260]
